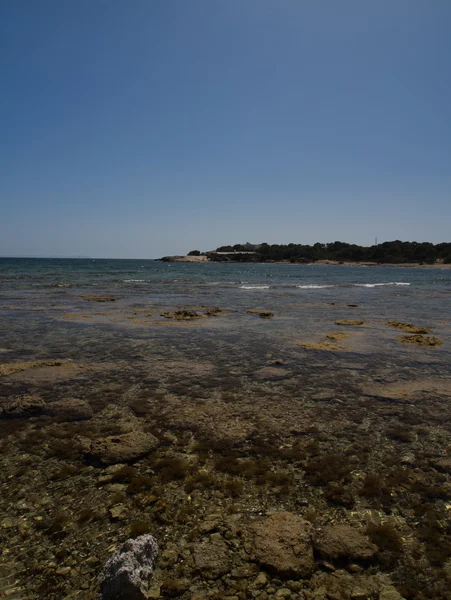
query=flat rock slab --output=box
[44,398,93,421]
[0,395,45,418]
[313,524,377,562]
[89,431,159,464]
[435,458,451,473]
[249,512,314,577]
[254,367,291,380]
[192,537,231,579]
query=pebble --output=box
[254,572,268,587]
[275,588,292,598]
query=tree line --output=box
[187,241,451,264]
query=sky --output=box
[1,0,450,258]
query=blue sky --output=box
[1,0,450,258]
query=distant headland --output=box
[158,240,451,267]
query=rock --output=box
[160,578,190,597]
[161,310,203,320]
[99,534,159,600]
[192,537,231,579]
[254,367,290,381]
[231,565,257,578]
[0,395,45,418]
[253,572,268,587]
[249,512,314,578]
[247,310,274,318]
[109,504,128,521]
[313,525,377,562]
[275,589,291,598]
[379,586,406,600]
[399,334,442,347]
[205,307,225,317]
[83,296,118,302]
[88,431,159,464]
[435,458,451,473]
[44,398,93,421]
[198,519,220,534]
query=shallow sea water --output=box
[1,258,451,599]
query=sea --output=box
[0,256,450,370]
[1,258,451,599]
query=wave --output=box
[296,284,335,289]
[239,285,270,290]
[123,279,147,283]
[354,282,410,288]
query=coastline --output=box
[158,255,451,268]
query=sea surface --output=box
[1,258,451,599]
[1,256,450,371]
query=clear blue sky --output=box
[1,0,450,258]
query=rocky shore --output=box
[1,293,450,599]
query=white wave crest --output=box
[354,282,411,288]
[296,284,334,289]
[123,279,146,282]
[239,285,270,290]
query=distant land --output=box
[159,240,451,266]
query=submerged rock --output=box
[83,296,118,302]
[249,512,314,577]
[399,334,442,347]
[379,585,406,600]
[0,394,45,418]
[161,310,203,320]
[254,366,290,380]
[313,524,377,562]
[99,534,159,600]
[205,307,226,317]
[88,431,159,464]
[335,320,364,326]
[385,321,431,334]
[297,340,345,351]
[192,536,231,579]
[44,398,93,421]
[247,309,274,318]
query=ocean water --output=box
[1,257,450,370]
[1,259,451,600]
[1,256,450,296]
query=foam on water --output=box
[239,285,270,290]
[296,284,335,289]
[354,282,411,288]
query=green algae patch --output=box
[246,309,274,318]
[335,320,364,326]
[399,334,443,347]
[386,321,431,334]
[297,340,346,351]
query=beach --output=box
[1,259,451,599]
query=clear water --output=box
[1,258,450,373]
